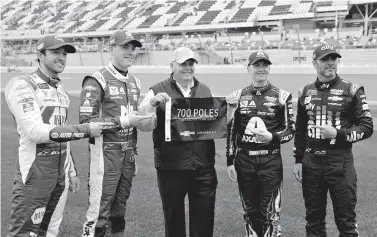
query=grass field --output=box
[1,72,377,237]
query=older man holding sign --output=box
[139,47,224,237]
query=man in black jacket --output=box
[225,50,295,237]
[293,44,374,237]
[138,47,217,237]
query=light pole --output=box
[294,27,301,64]
[225,30,234,64]
[258,28,264,51]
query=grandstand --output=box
[1,0,376,66]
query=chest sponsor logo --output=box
[264,96,277,102]
[110,96,124,100]
[328,103,342,106]
[104,143,115,150]
[330,89,343,95]
[241,134,264,143]
[257,111,275,117]
[109,87,119,95]
[85,92,91,98]
[306,103,315,110]
[328,96,343,102]
[362,104,369,111]
[119,87,126,94]
[240,100,256,108]
[83,100,90,106]
[263,102,275,107]
[80,106,93,113]
[306,89,317,96]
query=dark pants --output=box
[157,166,218,237]
[302,149,358,237]
[235,150,283,237]
[82,148,136,237]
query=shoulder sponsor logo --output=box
[92,72,105,84]
[351,84,359,94]
[306,89,317,96]
[264,96,277,102]
[328,96,343,102]
[80,106,93,113]
[31,207,46,224]
[129,82,136,89]
[15,83,29,90]
[109,86,119,95]
[330,89,343,95]
[304,96,311,104]
[280,90,290,103]
[17,97,33,103]
[37,83,49,89]
[362,104,369,111]
[22,102,34,113]
[342,80,349,84]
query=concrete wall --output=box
[8,48,377,67]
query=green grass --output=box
[2,95,377,237]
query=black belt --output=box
[238,148,280,156]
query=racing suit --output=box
[226,82,295,237]
[5,67,93,237]
[294,75,374,237]
[80,63,152,237]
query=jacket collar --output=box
[106,62,129,82]
[315,74,339,90]
[35,67,60,88]
[249,81,271,95]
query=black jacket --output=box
[226,82,295,166]
[294,75,374,163]
[151,74,216,170]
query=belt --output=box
[103,142,135,151]
[239,148,280,156]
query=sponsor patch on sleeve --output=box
[22,102,34,113]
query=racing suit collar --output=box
[35,67,60,88]
[106,62,129,83]
[315,74,339,90]
[249,81,271,95]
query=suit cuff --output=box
[227,155,235,166]
[336,128,346,141]
[119,116,130,128]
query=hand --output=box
[311,124,337,139]
[127,111,154,128]
[134,156,138,177]
[69,176,80,193]
[150,93,170,107]
[225,93,239,107]
[227,165,237,182]
[88,122,114,137]
[293,163,302,183]
[249,128,273,143]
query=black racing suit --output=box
[79,63,152,237]
[294,75,374,237]
[227,82,295,237]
